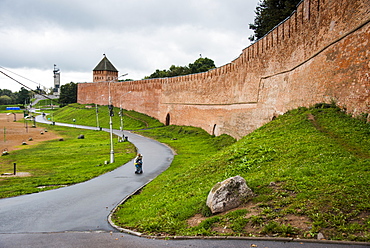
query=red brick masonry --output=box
[78,0,370,139]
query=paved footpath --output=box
[0,116,368,248]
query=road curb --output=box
[107,179,152,237]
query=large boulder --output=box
[206,175,253,214]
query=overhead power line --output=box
[0,66,48,89]
[0,70,53,101]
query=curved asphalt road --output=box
[0,116,368,248]
[1,115,174,233]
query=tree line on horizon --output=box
[0,82,78,108]
[0,88,32,105]
[144,57,216,79]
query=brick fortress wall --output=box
[78,0,370,139]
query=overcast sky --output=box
[0,0,259,92]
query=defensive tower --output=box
[93,54,118,82]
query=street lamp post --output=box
[119,91,132,133]
[95,103,100,130]
[119,107,123,132]
[108,81,114,163]
[109,104,114,163]
[107,74,128,163]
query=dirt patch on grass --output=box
[212,225,234,235]
[279,214,311,230]
[244,201,262,218]
[187,182,313,237]
[187,214,207,227]
[0,172,32,178]
[0,113,61,155]
[187,202,262,229]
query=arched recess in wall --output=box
[272,113,280,121]
[165,113,170,126]
[212,124,217,136]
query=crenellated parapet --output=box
[78,0,369,138]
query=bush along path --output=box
[111,105,370,242]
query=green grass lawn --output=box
[0,104,24,114]
[33,99,59,110]
[111,105,370,241]
[0,123,136,198]
[0,105,23,111]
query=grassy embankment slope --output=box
[32,98,59,109]
[111,104,369,242]
[50,103,163,130]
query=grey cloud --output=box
[1,0,255,31]
[0,0,258,89]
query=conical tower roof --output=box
[93,55,118,72]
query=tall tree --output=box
[16,87,31,105]
[59,82,77,107]
[189,57,216,74]
[167,65,192,77]
[0,89,17,104]
[0,95,12,105]
[249,0,301,41]
[0,89,13,97]
[145,57,216,79]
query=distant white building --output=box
[53,64,60,96]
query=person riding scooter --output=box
[134,153,143,174]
